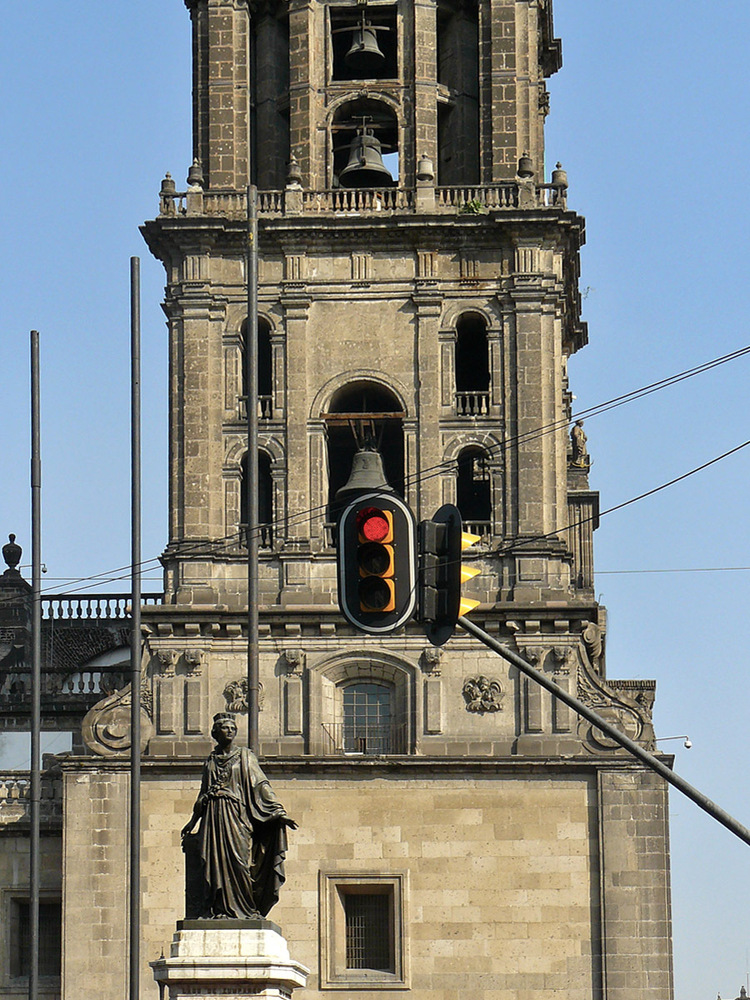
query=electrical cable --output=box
[2,344,749,607]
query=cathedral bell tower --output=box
[132,2,674,996]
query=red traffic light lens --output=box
[357,507,390,543]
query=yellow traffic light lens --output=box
[358,541,393,576]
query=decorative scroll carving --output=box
[81,683,153,758]
[577,659,655,753]
[223,678,265,714]
[462,675,504,714]
[580,621,603,671]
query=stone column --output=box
[187,0,251,190]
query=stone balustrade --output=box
[158,181,568,219]
[0,771,63,826]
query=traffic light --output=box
[418,504,481,646]
[337,491,417,634]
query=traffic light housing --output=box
[418,504,480,646]
[337,491,417,634]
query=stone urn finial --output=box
[2,534,22,572]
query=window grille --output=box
[11,899,62,979]
[344,893,392,971]
[343,682,393,754]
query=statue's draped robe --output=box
[196,747,288,918]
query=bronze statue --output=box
[181,713,297,919]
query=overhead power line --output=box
[2,344,749,607]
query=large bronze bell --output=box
[339,131,394,188]
[345,22,385,76]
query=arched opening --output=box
[240,451,274,548]
[436,0,479,184]
[330,6,398,82]
[241,318,273,419]
[455,313,490,416]
[457,447,491,536]
[323,381,405,522]
[331,99,398,188]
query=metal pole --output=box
[457,615,750,848]
[129,258,142,1000]
[246,185,260,754]
[29,330,41,1000]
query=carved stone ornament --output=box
[81,683,154,758]
[284,649,305,673]
[576,659,656,754]
[551,646,576,675]
[518,645,541,667]
[462,675,504,714]
[580,621,603,670]
[223,678,265,714]
[155,649,178,675]
[420,646,443,672]
[183,649,206,674]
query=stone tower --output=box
[55,1,675,998]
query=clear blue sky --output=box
[1,2,749,997]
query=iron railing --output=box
[321,721,409,755]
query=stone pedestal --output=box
[151,920,308,1000]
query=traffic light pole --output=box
[457,615,750,849]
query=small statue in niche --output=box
[181,713,297,919]
[570,420,589,467]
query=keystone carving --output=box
[462,675,504,714]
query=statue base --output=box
[151,920,308,1000]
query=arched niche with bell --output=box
[328,4,398,82]
[330,98,400,188]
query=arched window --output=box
[455,313,489,416]
[437,0,479,185]
[323,381,405,522]
[240,451,274,548]
[457,447,491,536]
[241,318,273,420]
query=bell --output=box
[517,152,535,179]
[345,23,385,76]
[339,131,394,188]
[336,447,392,502]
